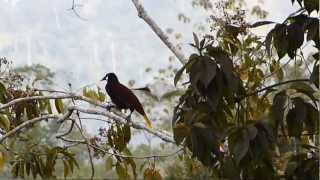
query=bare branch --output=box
[90,144,184,159]
[68,0,87,21]
[0,94,79,110]
[131,0,187,64]
[0,93,175,144]
[0,114,58,143]
[70,105,175,143]
[58,134,183,159]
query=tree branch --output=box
[0,93,175,144]
[240,78,310,100]
[0,114,58,143]
[69,105,175,143]
[131,0,187,64]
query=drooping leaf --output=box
[97,87,106,102]
[289,82,318,107]
[63,160,69,178]
[193,32,200,48]
[116,162,128,179]
[229,129,250,165]
[273,24,288,59]
[304,102,319,134]
[265,29,274,56]
[0,114,10,131]
[173,123,190,145]
[304,0,319,14]
[221,157,239,179]
[0,151,5,172]
[54,99,65,114]
[0,82,7,103]
[250,21,275,28]
[310,63,319,88]
[123,124,131,145]
[286,97,306,137]
[144,168,162,180]
[287,23,304,58]
[174,54,198,86]
[105,157,113,171]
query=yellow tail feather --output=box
[143,114,153,129]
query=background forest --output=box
[0,0,319,179]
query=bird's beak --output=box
[100,77,105,81]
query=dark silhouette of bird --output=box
[101,73,153,128]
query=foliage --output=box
[0,0,319,179]
[172,0,319,179]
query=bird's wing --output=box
[114,83,153,128]
[115,83,144,112]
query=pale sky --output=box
[0,0,299,138]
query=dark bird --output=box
[101,73,152,128]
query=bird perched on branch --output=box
[101,73,153,129]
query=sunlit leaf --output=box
[116,162,128,179]
[144,168,162,180]
[105,157,113,171]
[0,114,10,131]
[0,151,5,172]
[54,99,65,114]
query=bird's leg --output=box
[125,110,133,122]
[106,104,115,111]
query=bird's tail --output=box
[143,114,153,129]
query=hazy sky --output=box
[0,0,299,138]
[0,0,298,87]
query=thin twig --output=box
[0,114,58,143]
[240,78,310,100]
[69,105,175,143]
[68,0,87,21]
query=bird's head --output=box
[101,72,119,83]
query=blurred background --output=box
[0,0,304,178]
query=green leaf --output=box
[229,129,250,165]
[161,90,185,100]
[54,99,65,114]
[46,100,52,114]
[173,124,190,145]
[105,157,113,171]
[286,97,306,137]
[304,103,319,134]
[0,82,7,103]
[287,23,304,58]
[310,63,319,88]
[222,157,239,179]
[116,162,128,179]
[63,160,69,178]
[97,87,106,102]
[250,21,275,28]
[304,0,319,14]
[193,32,200,48]
[123,124,131,145]
[270,91,287,135]
[265,30,274,56]
[273,24,288,59]
[83,87,100,102]
[0,151,5,172]
[289,82,318,107]
[247,125,258,140]
[174,66,186,86]
[0,114,10,131]
[144,168,162,180]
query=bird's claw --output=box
[125,115,131,122]
[106,105,114,111]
